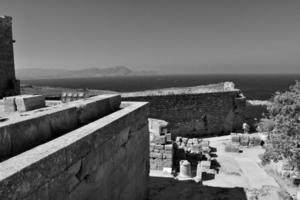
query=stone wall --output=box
[0,94,121,161]
[0,101,149,200]
[123,91,246,138]
[0,16,20,98]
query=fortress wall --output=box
[123,91,246,138]
[0,16,20,98]
[0,94,121,161]
[0,101,149,200]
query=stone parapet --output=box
[0,101,149,200]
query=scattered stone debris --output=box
[172,136,219,182]
[3,95,45,112]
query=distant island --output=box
[16,66,157,80]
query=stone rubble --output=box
[149,119,173,171]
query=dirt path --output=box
[235,157,278,189]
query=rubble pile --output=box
[176,140,218,182]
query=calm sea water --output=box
[22,74,300,100]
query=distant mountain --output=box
[16,66,157,80]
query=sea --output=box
[22,74,300,100]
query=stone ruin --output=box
[0,16,150,200]
[0,93,149,200]
[148,117,219,181]
[149,118,173,171]
[174,136,217,181]
[0,16,20,98]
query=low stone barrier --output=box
[3,95,46,112]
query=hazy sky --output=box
[1,0,300,74]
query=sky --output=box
[1,0,300,74]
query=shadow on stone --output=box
[149,176,247,200]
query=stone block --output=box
[15,95,45,112]
[3,96,16,112]
[148,118,168,135]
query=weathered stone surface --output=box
[0,127,11,161]
[0,101,148,200]
[67,160,82,176]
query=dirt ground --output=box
[149,136,291,200]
